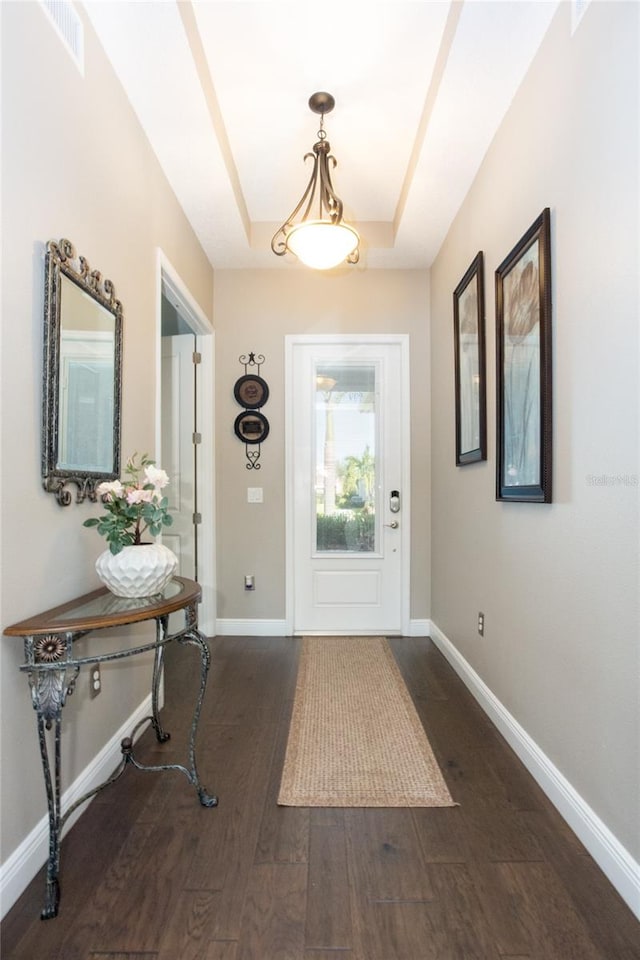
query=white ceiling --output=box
[83,0,560,270]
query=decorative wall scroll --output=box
[453,251,487,465]
[495,208,552,502]
[234,353,269,469]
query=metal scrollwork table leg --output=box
[121,615,218,808]
[25,637,80,920]
[22,598,217,920]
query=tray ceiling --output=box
[84,1,559,269]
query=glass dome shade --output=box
[286,220,359,270]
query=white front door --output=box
[287,336,410,635]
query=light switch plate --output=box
[247,487,263,503]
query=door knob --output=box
[384,520,399,529]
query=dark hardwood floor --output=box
[2,635,639,959]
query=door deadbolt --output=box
[389,490,400,513]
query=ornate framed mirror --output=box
[42,238,123,505]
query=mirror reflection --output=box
[58,275,116,473]
[42,238,123,505]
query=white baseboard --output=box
[0,694,155,920]
[407,618,430,636]
[215,618,289,636]
[215,619,432,638]
[428,620,640,920]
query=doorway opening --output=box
[157,253,215,635]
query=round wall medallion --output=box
[234,410,270,444]
[234,374,269,409]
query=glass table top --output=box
[56,579,184,622]
[3,577,200,637]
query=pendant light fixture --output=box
[271,92,360,270]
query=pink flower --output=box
[144,465,169,489]
[96,480,124,501]
[126,487,155,505]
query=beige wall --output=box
[430,2,639,858]
[213,269,430,623]
[0,3,213,864]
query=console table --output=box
[4,576,217,919]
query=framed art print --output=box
[453,251,487,465]
[495,208,552,502]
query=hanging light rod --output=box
[271,92,360,270]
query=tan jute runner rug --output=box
[278,636,456,807]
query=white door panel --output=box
[161,334,196,579]
[313,569,381,605]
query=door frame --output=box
[285,334,411,636]
[155,249,216,635]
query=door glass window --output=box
[314,363,377,553]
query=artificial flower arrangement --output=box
[83,452,173,555]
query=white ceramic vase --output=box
[95,543,178,598]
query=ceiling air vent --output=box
[39,0,84,74]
